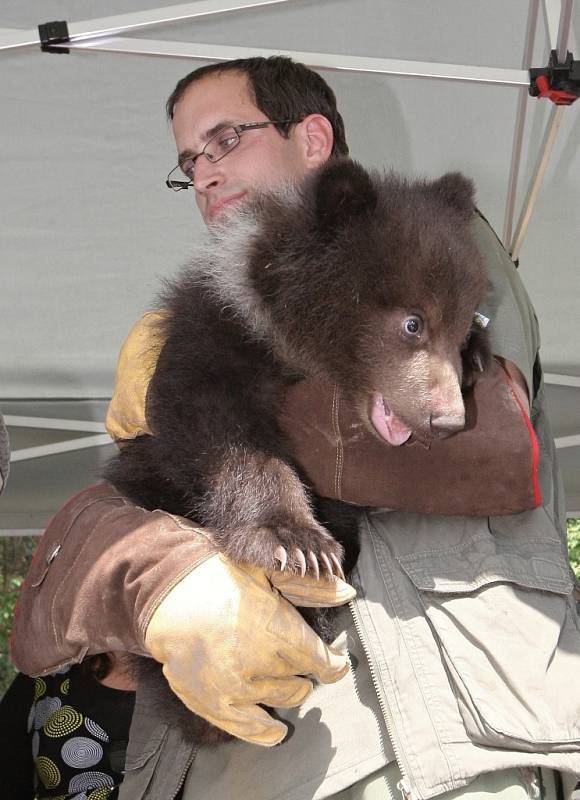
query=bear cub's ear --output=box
[313,158,378,232]
[427,172,476,220]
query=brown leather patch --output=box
[280,359,539,516]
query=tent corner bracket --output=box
[529,49,580,106]
[38,20,70,54]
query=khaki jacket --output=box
[11,214,580,799]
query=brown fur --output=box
[105,158,490,743]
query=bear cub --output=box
[106,158,490,741]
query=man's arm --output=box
[10,480,353,746]
[471,210,539,400]
[10,482,218,673]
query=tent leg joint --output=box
[529,49,580,105]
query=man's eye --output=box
[218,134,237,148]
[180,160,195,178]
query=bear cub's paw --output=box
[212,517,345,579]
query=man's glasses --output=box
[165,120,297,191]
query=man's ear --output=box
[313,158,378,232]
[297,114,334,169]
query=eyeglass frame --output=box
[165,120,298,192]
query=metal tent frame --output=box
[1,0,578,526]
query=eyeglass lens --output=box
[179,127,241,179]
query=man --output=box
[11,57,580,799]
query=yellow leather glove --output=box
[105,311,168,441]
[144,553,356,747]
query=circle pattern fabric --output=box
[35,755,61,789]
[84,718,109,743]
[69,771,115,793]
[45,706,83,738]
[87,788,114,799]
[62,737,104,769]
[26,664,135,800]
[35,677,47,700]
[35,696,62,730]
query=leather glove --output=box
[144,552,356,746]
[105,311,167,441]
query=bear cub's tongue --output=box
[370,393,412,446]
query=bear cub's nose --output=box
[429,412,466,438]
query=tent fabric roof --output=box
[1,0,578,525]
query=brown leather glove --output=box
[144,553,355,746]
[106,314,538,515]
[280,358,539,515]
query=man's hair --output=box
[166,56,349,158]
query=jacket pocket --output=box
[397,509,580,752]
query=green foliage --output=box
[568,518,580,579]
[0,575,23,690]
[0,537,36,696]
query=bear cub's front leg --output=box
[202,450,344,578]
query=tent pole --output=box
[509,104,565,261]
[4,416,106,433]
[542,0,560,46]
[0,0,293,51]
[544,374,580,388]
[10,435,112,463]
[509,0,575,260]
[58,37,528,85]
[502,0,540,248]
[556,0,574,62]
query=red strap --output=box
[499,365,542,507]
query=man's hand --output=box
[144,553,355,746]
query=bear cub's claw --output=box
[216,519,344,579]
[274,545,345,579]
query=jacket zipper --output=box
[170,747,198,799]
[349,599,414,800]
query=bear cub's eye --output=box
[402,315,423,338]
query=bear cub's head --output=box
[229,159,492,445]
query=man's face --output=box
[171,72,316,226]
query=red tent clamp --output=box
[529,49,580,106]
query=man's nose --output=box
[193,156,224,192]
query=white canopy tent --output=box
[0,0,578,533]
